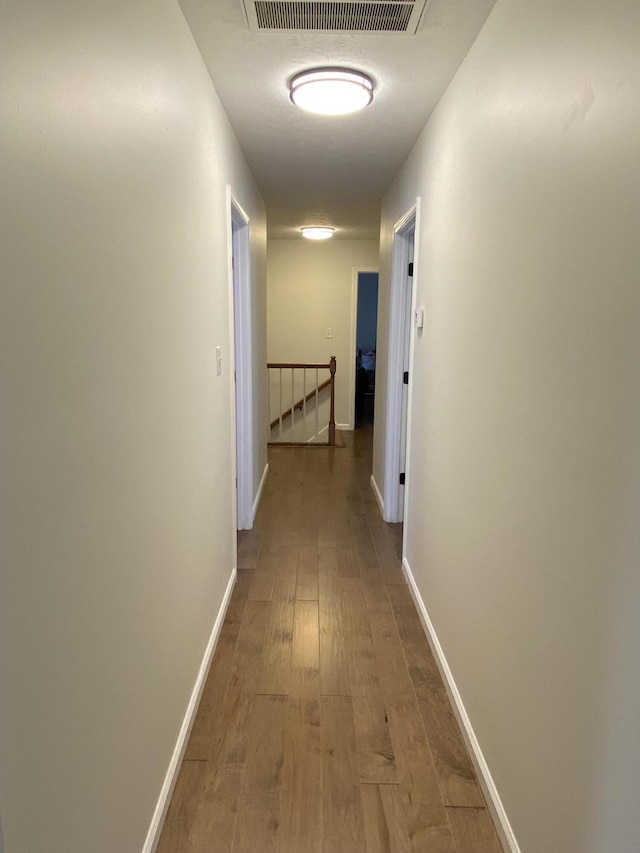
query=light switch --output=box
[325,328,333,339]
[216,346,222,376]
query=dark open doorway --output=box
[355,271,379,428]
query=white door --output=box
[397,235,414,520]
[230,196,253,530]
[383,202,418,525]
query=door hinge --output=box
[399,472,406,485]
[403,371,409,385]
[408,262,414,277]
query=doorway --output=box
[229,190,253,531]
[383,202,419,525]
[354,271,379,428]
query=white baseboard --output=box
[252,462,269,522]
[306,425,329,443]
[370,474,385,516]
[142,566,237,853]
[336,422,350,430]
[401,557,521,853]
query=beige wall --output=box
[0,2,266,851]
[267,238,379,429]
[375,1,640,851]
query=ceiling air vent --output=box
[241,1,429,34]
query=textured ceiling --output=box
[178,0,496,239]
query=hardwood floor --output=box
[157,431,503,853]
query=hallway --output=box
[157,433,503,852]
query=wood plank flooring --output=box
[157,430,503,853]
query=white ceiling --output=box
[178,0,496,239]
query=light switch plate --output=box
[216,346,222,376]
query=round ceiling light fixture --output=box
[301,226,335,240]
[290,68,374,116]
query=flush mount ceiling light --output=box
[301,226,335,240]
[290,68,374,116]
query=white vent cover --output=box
[241,1,429,33]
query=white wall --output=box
[375,1,640,851]
[267,238,379,429]
[0,2,266,852]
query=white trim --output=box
[143,567,237,853]
[311,425,329,442]
[270,423,347,446]
[252,462,269,522]
[401,557,521,853]
[394,204,418,235]
[349,267,379,431]
[336,422,350,431]
[305,425,330,443]
[348,268,359,431]
[370,474,385,515]
[383,201,419,523]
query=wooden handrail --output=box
[268,356,337,445]
[267,361,333,370]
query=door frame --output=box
[383,200,420,524]
[348,266,379,430]
[227,187,254,531]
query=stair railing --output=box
[267,356,336,445]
